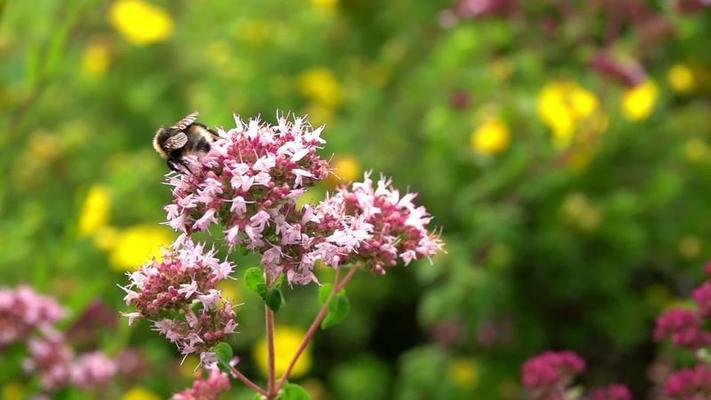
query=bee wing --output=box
[164,132,189,150]
[173,111,199,130]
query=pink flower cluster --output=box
[165,115,329,244]
[589,384,633,400]
[24,336,116,390]
[161,115,443,285]
[654,264,711,349]
[172,369,231,400]
[0,285,65,346]
[522,351,633,400]
[0,286,117,392]
[522,351,586,399]
[121,240,237,360]
[312,173,444,275]
[664,364,711,399]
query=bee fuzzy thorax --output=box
[153,112,218,172]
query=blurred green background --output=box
[1,0,710,399]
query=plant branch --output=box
[229,366,268,396]
[275,265,359,391]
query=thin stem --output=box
[229,366,268,396]
[275,266,359,391]
[266,302,277,397]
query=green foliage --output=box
[319,283,351,329]
[213,341,234,373]
[277,383,311,400]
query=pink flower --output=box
[122,239,238,357]
[70,352,117,389]
[24,335,74,390]
[522,351,586,399]
[172,368,231,400]
[664,364,711,399]
[653,308,711,349]
[588,384,633,400]
[0,286,65,347]
[692,281,711,319]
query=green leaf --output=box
[318,283,333,305]
[212,342,233,372]
[277,382,311,400]
[321,290,350,329]
[266,288,282,312]
[244,267,267,298]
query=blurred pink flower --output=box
[664,364,711,399]
[654,308,711,349]
[522,351,585,400]
[172,368,231,400]
[588,384,633,400]
[70,352,117,389]
[692,281,711,319]
[0,286,65,347]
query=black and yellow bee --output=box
[153,111,218,172]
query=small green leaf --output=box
[321,291,350,329]
[245,267,267,298]
[212,342,233,373]
[277,382,311,400]
[266,288,282,312]
[318,283,333,305]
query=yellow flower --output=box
[685,138,711,163]
[109,0,174,46]
[447,358,479,389]
[122,386,160,400]
[79,185,111,236]
[470,118,510,155]
[331,154,362,183]
[667,64,695,93]
[678,235,702,259]
[109,225,173,271]
[253,325,311,378]
[310,0,338,11]
[2,382,24,400]
[81,43,110,78]
[622,80,658,121]
[218,280,241,305]
[298,67,344,109]
[537,81,600,148]
[94,226,120,250]
[304,102,335,126]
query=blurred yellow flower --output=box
[447,358,479,389]
[218,280,241,304]
[537,81,600,148]
[685,138,711,162]
[678,235,702,259]
[1,382,24,400]
[179,355,200,379]
[109,0,174,46]
[331,154,362,183]
[561,192,601,231]
[622,80,658,121]
[310,0,338,11]
[94,226,120,251]
[253,325,311,378]
[667,64,695,93]
[298,67,344,109]
[304,102,335,126]
[470,118,510,155]
[109,225,173,271]
[81,43,110,78]
[240,19,272,45]
[122,386,160,400]
[78,185,111,237]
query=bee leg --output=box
[167,158,191,174]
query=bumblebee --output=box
[153,111,218,172]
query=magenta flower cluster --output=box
[654,261,711,399]
[121,240,237,363]
[171,369,231,400]
[664,364,711,400]
[521,351,631,400]
[0,286,116,392]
